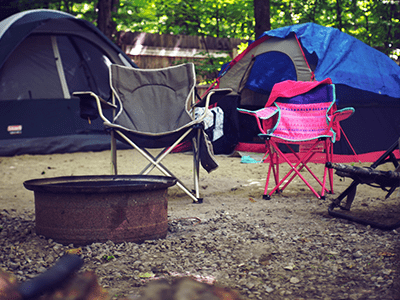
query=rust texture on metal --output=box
[24,175,176,245]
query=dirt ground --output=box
[1,148,400,224]
[1,149,400,299]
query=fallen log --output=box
[326,162,400,189]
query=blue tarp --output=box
[261,23,400,104]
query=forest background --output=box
[1,0,400,80]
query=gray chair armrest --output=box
[72,91,117,109]
[72,91,116,124]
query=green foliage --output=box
[114,0,400,57]
[115,0,159,32]
[117,0,255,39]
[102,255,115,261]
[4,0,400,76]
[268,0,400,56]
[6,0,400,55]
[237,42,249,54]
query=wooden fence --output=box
[117,31,245,78]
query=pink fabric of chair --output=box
[265,78,333,107]
[270,101,335,143]
[238,106,279,135]
[238,79,354,200]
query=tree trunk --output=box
[254,0,271,39]
[97,0,116,40]
[336,0,342,30]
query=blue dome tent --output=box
[215,23,400,162]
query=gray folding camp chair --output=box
[73,63,229,203]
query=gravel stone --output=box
[1,205,400,300]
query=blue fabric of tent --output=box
[261,23,400,106]
[245,52,297,94]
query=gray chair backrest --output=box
[110,63,196,134]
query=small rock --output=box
[382,269,392,275]
[284,264,295,270]
[290,277,300,284]
[265,286,274,293]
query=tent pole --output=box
[111,131,117,175]
[51,36,70,99]
[111,93,117,175]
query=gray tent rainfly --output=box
[0,9,137,156]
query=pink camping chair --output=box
[239,79,354,200]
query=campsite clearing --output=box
[1,149,400,299]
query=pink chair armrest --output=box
[238,107,279,134]
[331,107,355,123]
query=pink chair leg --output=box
[263,142,279,200]
[267,141,322,199]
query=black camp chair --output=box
[73,63,230,203]
[327,139,400,229]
